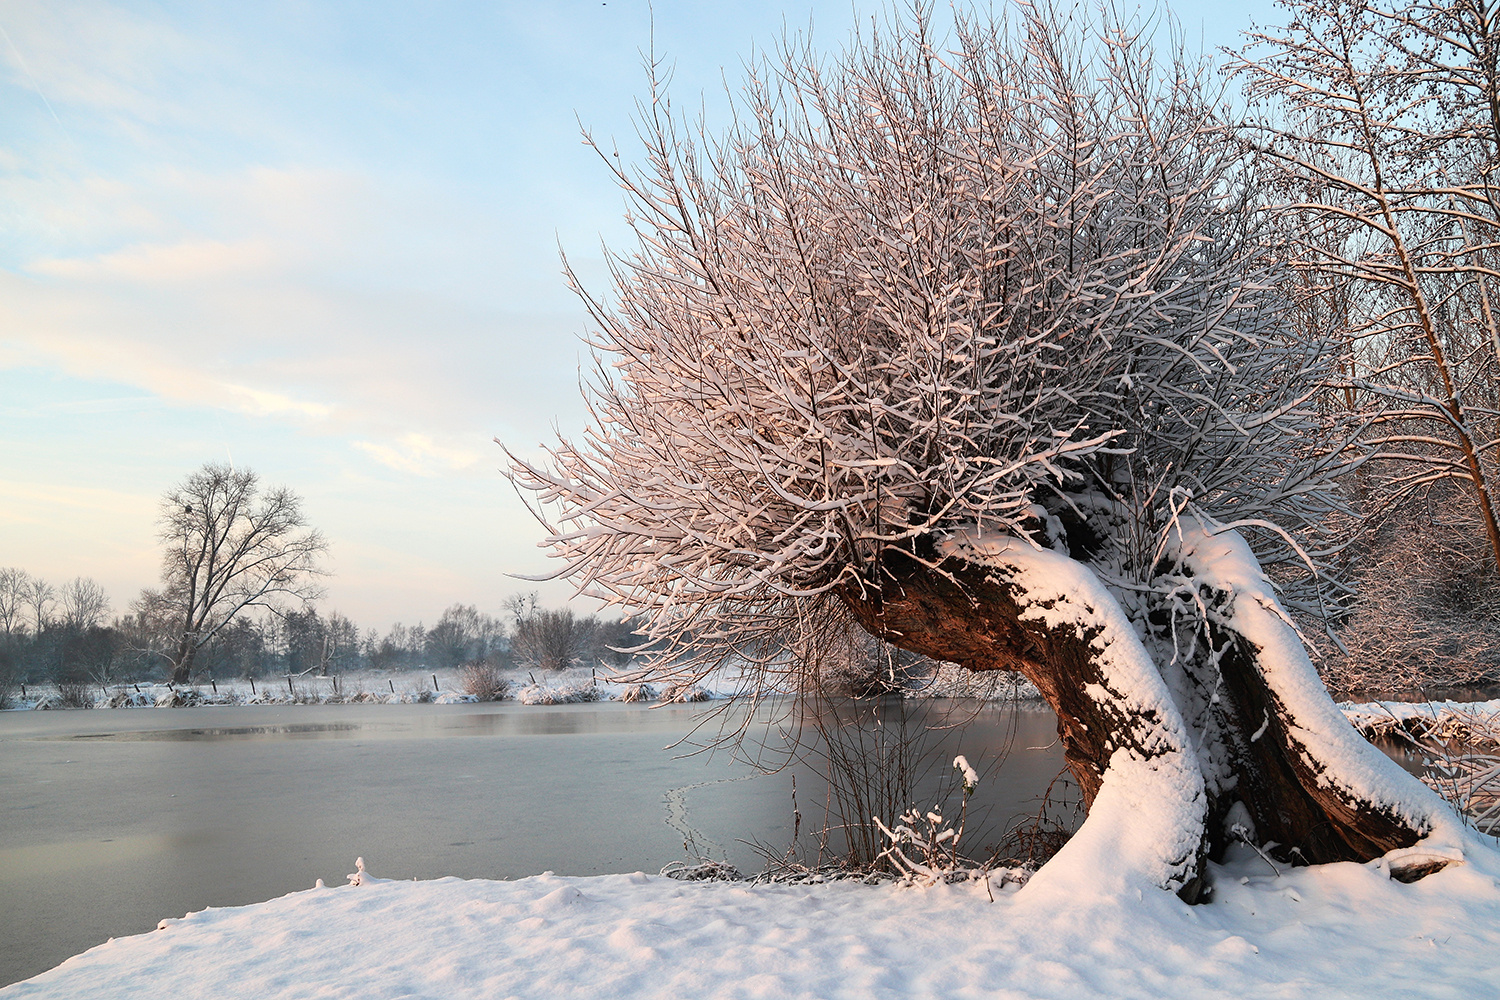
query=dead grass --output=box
[459,662,509,701]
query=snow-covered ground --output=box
[1342,699,1500,742]
[5,846,1499,999]
[2,666,725,711]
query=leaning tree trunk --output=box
[838,519,1470,901]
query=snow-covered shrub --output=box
[1390,708,1500,836]
[1424,748,1500,837]
[155,687,205,708]
[1323,497,1500,698]
[659,684,710,704]
[460,662,509,701]
[57,683,94,709]
[661,860,742,881]
[108,689,152,708]
[517,680,601,705]
[872,757,1015,887]
[617,683,655,703]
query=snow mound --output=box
[516,680,602,705]
[1342,699,1500,743]
[11,854,1500,999]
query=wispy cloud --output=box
[31,238,276,283]
[0,478,155,520]
[217,382,334,420]
[352,434,486,477]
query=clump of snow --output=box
[953,755,978,792]
[13,848,1500,999]
[345,857,393,887]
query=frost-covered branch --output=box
[506,4,1354,672]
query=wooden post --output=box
[250,677,256,695]
[389,679,395,694]
[287,676,294,696]
[432,674,439,692]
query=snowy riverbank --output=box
[1,666,722,712]
[1341,699,1500,743]
[10,668,1500,742]
[6,848,1500,999]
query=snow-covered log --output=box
[841,530,1212,899]
[838,518,1478,897]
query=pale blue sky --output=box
[0,0,1278,629]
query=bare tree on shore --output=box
[137,463,327,685]
[0,568,29,641]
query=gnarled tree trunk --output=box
[838,520,1468,900]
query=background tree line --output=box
[0,565,641,693]
[0,462,648,700]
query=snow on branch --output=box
[504,4,1354,667]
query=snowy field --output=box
[5,846,1499,1000]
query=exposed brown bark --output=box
[837,542,1433,876]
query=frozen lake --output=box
[0,698,1070,987]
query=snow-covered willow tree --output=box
[507,5,1484,900]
